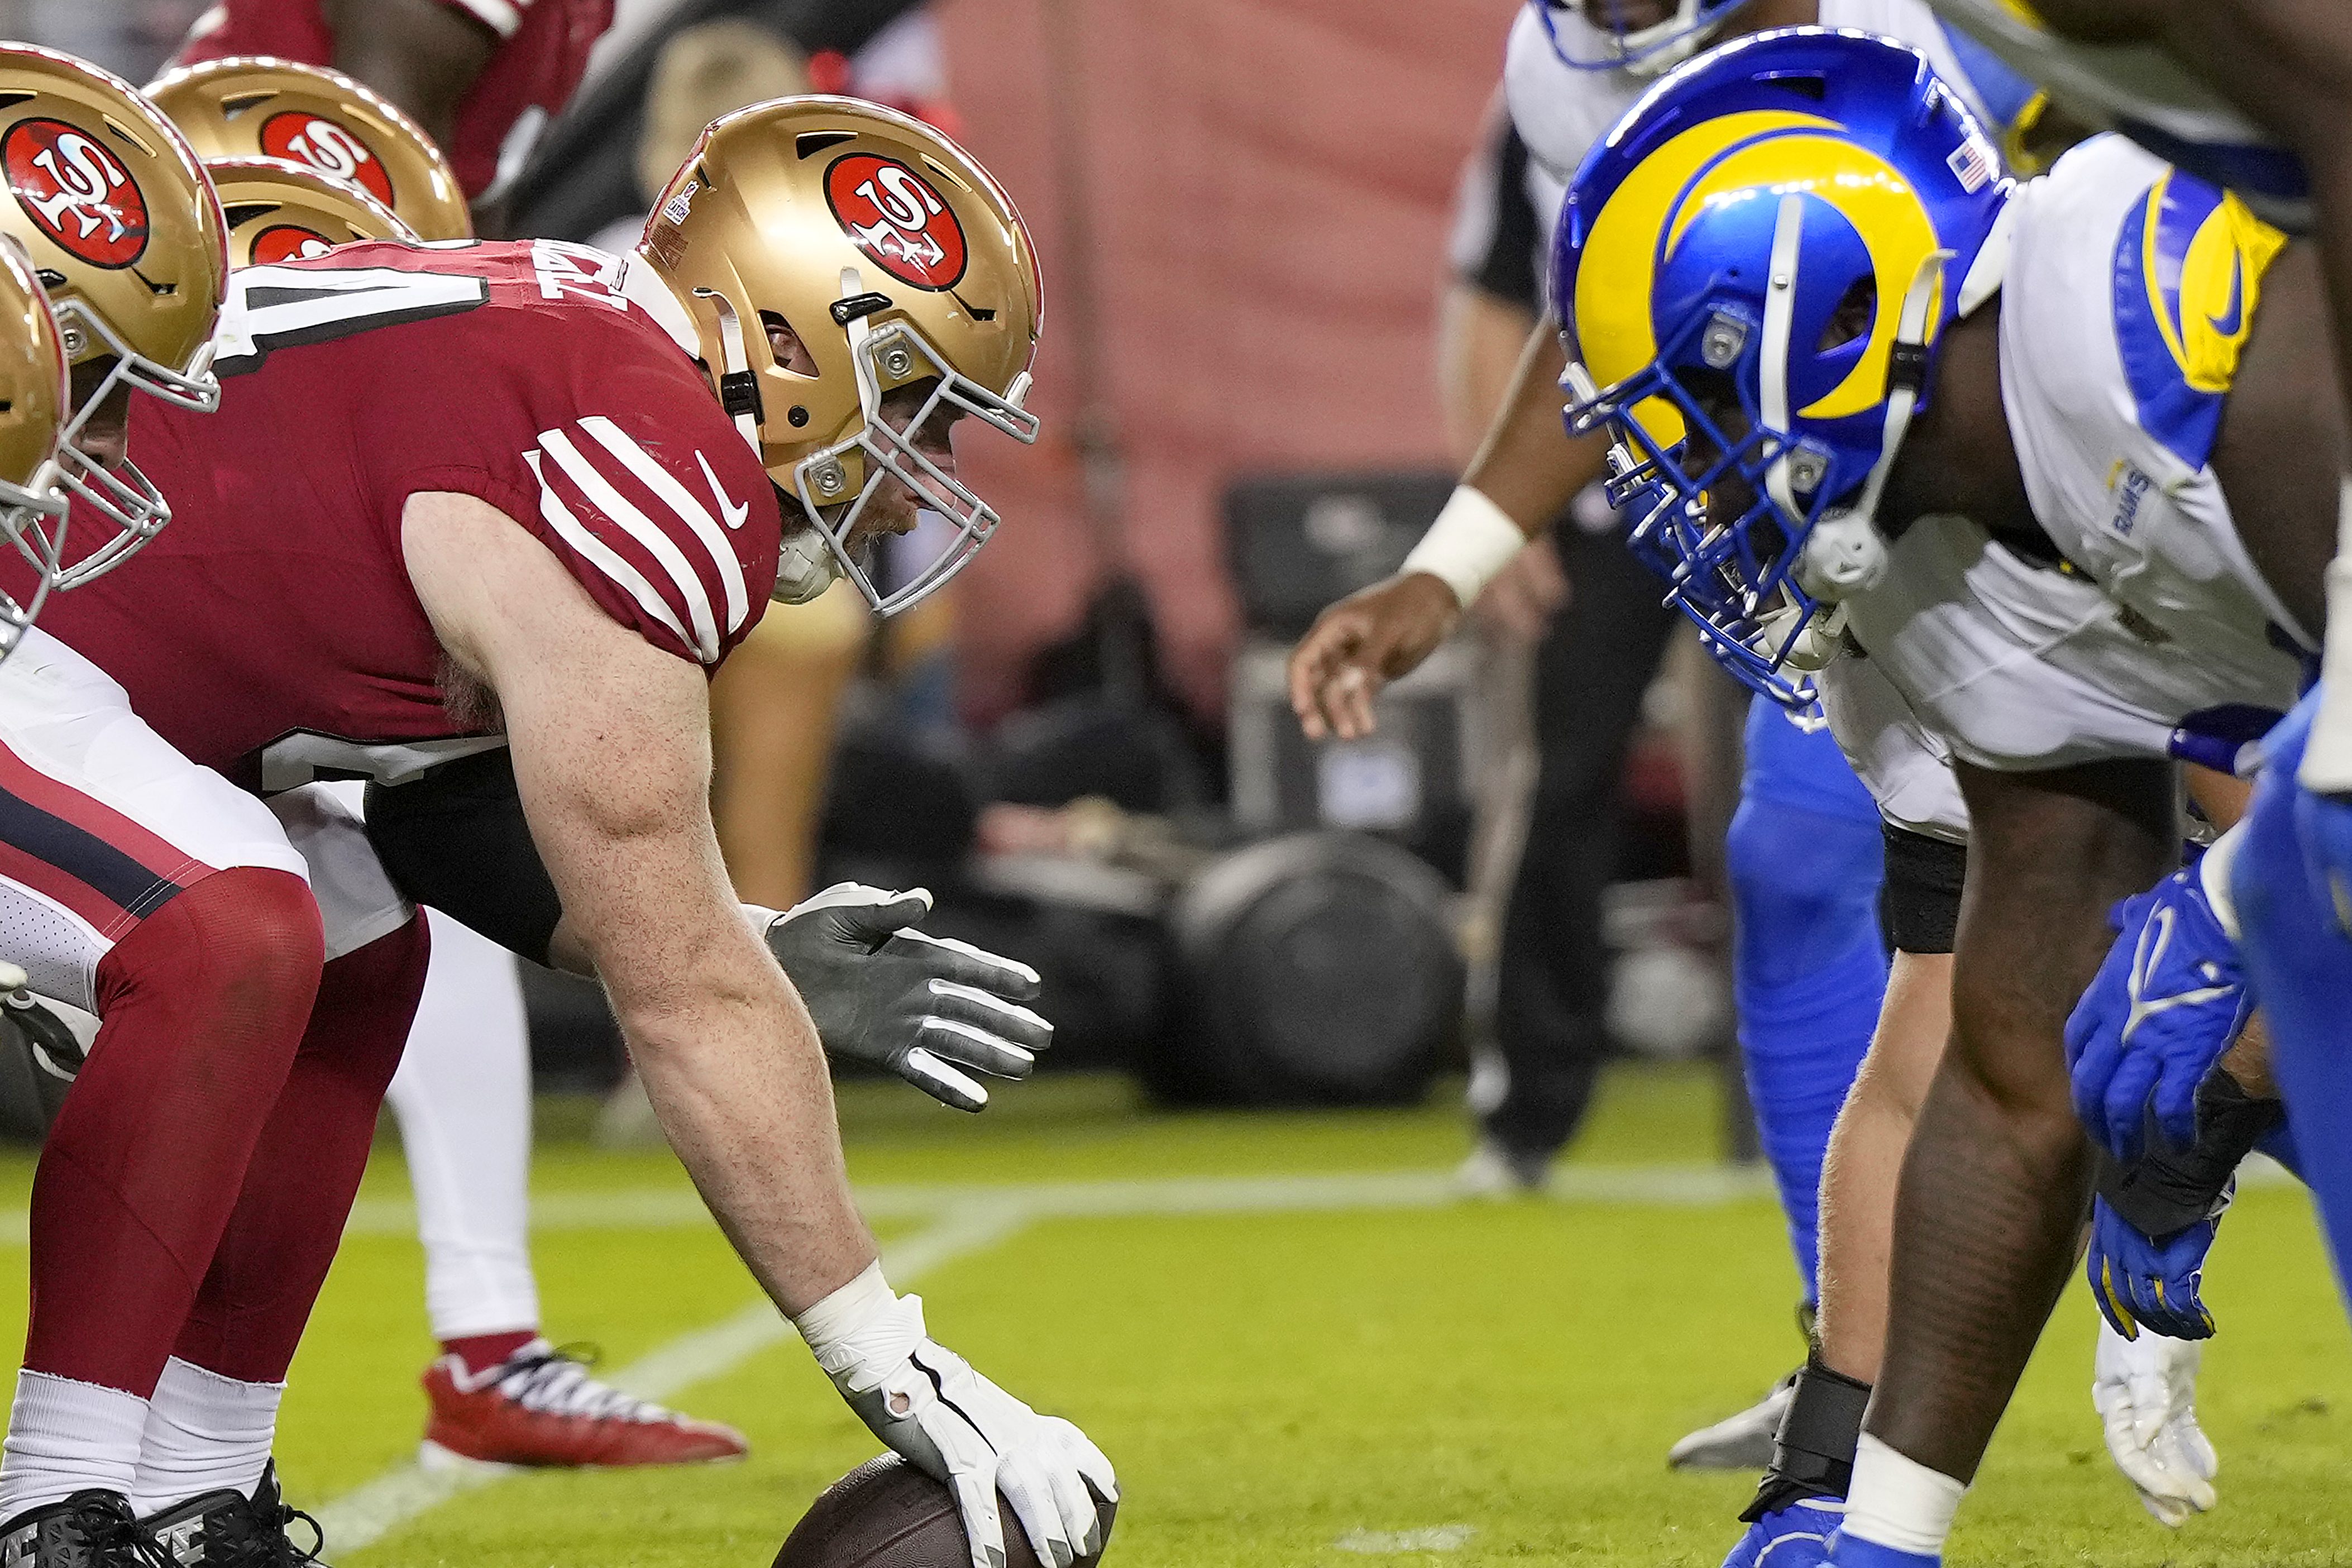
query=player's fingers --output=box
[1050,1416,1120,1504]
[2093,1255,2140,1341]
[2102,1052,2162,1164]
[1331,665,1381,740]
[2152,1061,2204,1151]
[889,928,1044,1001]
[824,891,938,949]
[1288,624,1359,735]
[950,1466,1010,1568]
[926,981,1054,1052]
[995,1451,1077,1568]
[900,1048,990,1112]
[1040,1454,1099,1559]
[916,1018,1037,1081]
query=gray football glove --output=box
[758,883,1050,1111]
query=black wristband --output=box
[1881,824,1966,955]
[2096,1072,2283,1239]
[1741,1354,1871,1521]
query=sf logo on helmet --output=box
[260,112,394,207]
[251,224,334,265]
[3,118,149,268]
[824,154,968,290]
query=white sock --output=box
[0,1371,148,1518]
[127,1359,282,1516]
[385,912,543,1341]
[1842,1433,1967,1557]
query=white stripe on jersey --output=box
[537,426,722,663]
[577,416,750,637]
[524,448,704,661]
[445,0,524,38]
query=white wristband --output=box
[1400,486,1529,608]
[791,1260,898,1357]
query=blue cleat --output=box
[1723,1498,1843,1568]
[1825,1530,1939,1567]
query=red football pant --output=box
[25,868,324,1396]
[174,913,431,1385]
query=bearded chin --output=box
[772,527,840,605]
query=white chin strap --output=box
[1756,193,1949,610]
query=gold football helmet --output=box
[0,242,70,659]
[0,45,226,586]
[637,96,1043,614]
[207,155,417,267]
[149,56,471,242]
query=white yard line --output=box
[309,1161,1777,1557]
[313,1200,1031,1558]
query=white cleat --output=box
[1668,1372,1795,1470]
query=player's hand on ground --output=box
[1467,536,1567,644]
[760,885,1051,1112]
[2064,867,2250,1163]
[2093,1316,2218,1527]
[812,1288,1117,1568]
[1287,572,1460,741]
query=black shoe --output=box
[0,1491,170,1567]
[141,1468,323,1568]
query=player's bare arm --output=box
[318,0,496,159]
[401,487,877,1313]
[1288,319,1608,740]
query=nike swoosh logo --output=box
[697,450,749,530]
[2205,254,2245,338]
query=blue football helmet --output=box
[1554,28,2015,706]
[1531,0,1756,79]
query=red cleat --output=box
[419,1340,748,1470]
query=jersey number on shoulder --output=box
[212,265,492,377]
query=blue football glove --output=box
[2087,1194,2219,1342]
[2064,868,2251,1164]
[2295,785,2352,939]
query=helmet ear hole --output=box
[759,310,818,376]
[1818,274,1876,353]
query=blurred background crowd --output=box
[0,0,1750,1193]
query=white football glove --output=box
[797,1268,1116,1568]
[757,884,1052,1111]
[2093,1317,2219,1527]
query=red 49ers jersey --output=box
[35,238,781,794]
[172,0,613,200]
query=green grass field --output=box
[0,1063,2345,1566]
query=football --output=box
[773,1454,1117,1568]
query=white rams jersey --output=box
[1924,0,2307,230]
[1504,0,2042,197]
[1843,133,2310,776]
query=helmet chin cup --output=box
[1794,510,1889,601]
[772,528,842,604]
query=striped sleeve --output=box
[521,415,760,666]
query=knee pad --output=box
[95,867,324,1042]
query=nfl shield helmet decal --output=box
[3,116,149,268]
[824,152,968,290]
[260,111,395,207]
